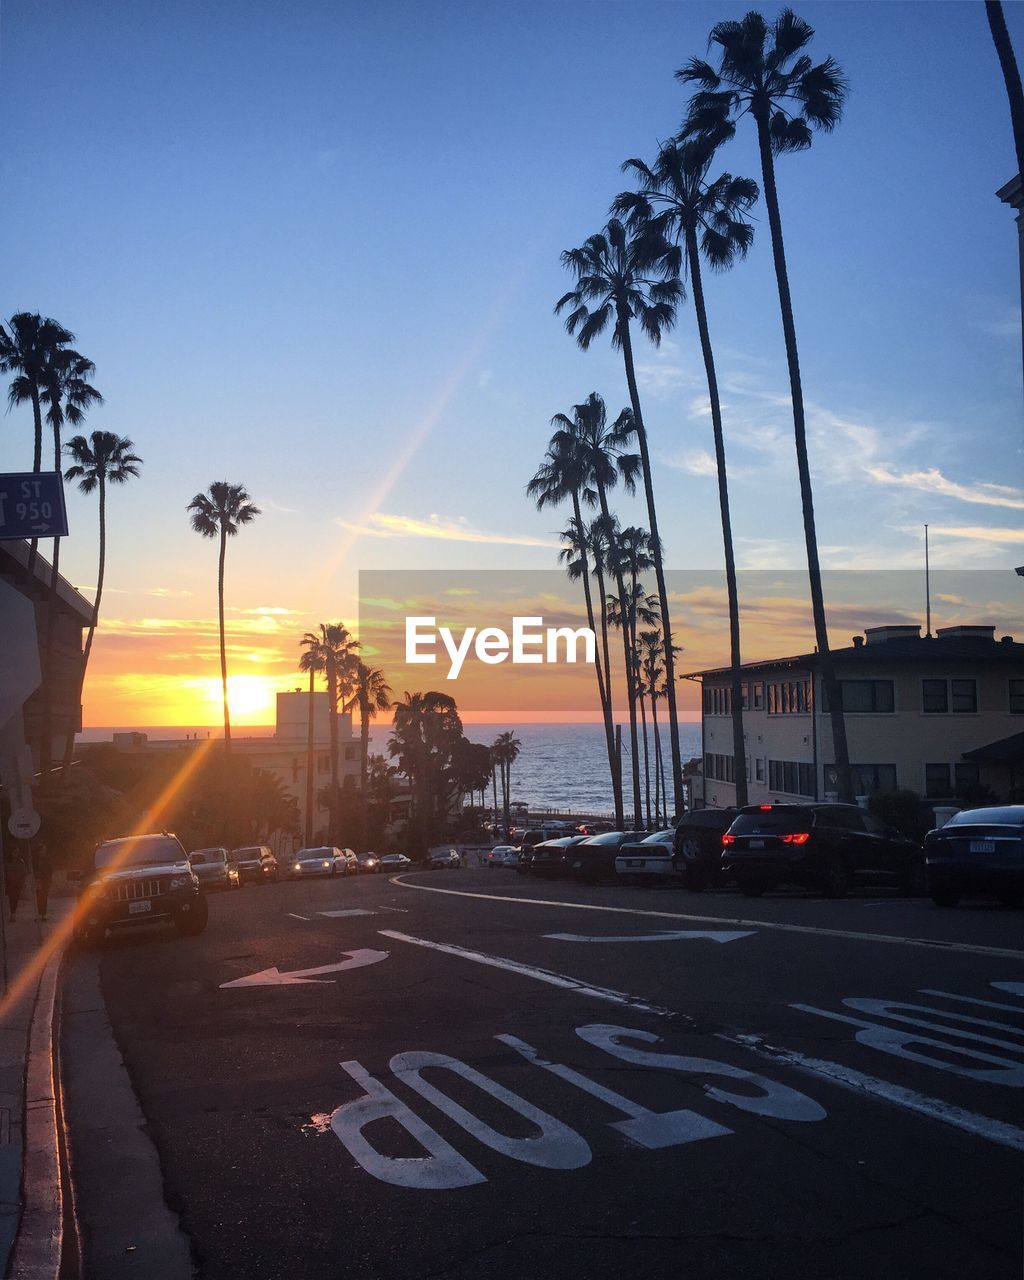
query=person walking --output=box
[32,843,53,922]
[4,850,28,923]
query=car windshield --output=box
[189,849,225,865]
[585,832,626,845]
[730,809,815,834]
[95,836,185,870]
[638,831,673,845]
[298,849,331,858]
[947,807,1024,827]
[233,848,263,860]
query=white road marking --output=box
[287,913,311,921]
[377,906,409,913]
[381,928,1024,1154]
[377,930,675,1017]
[319,909,375,918]
[992,981,1024,997]
[918,989,1024,1015]
[220,948,389,988]
[388,878,1024,959]
[544,929,754,944]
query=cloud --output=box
[866,466,1024,511]
[145,587,194,599]
[334,511,557,548]
[664,448,719,478]
[925,525,1024,545]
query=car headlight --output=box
[168,875,193,890]
[294,863,302,871]
[322,861,330,869]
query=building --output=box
[689,624,1024,809]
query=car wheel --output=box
[931,888,960,908]
[899,855,927,898]
[820,858,850,899]
[175,894,209,937]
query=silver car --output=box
[188,847,235,891]
[288,847,353,878]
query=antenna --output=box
[924,524,932,638]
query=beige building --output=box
[691,624,1024,809]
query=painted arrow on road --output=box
[219,948,389,988]
[543,930,755,944]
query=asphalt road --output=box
[67,869,1024,1279]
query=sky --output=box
[1,1,1022,727]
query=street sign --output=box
[8,808,40,841]
[0,471,68,541]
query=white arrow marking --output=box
[219,948,388,988]
[543,930,755,944]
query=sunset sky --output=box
[2,1,1022,728]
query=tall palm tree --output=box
[556,220,687,818]
[299,622,360,836]
[615,138,758,805]
[678,9,854,802]
[492,731,522,836]
[531,434,622,825]
[60,431,142,776]
[553,392,644,825]
[987,1,1024,183]
[345,661,393,845]
[186,482,261,750]
[638,629,667,827]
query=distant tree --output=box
[556,219,687,817]
[60,431,143,776]
[492,730,522,836]
[388,691,466,854]
[299,623,360,839]
[186,482,261,750]
[679,8,853,802]
[344,661,393,846]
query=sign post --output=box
[0,471,69,541]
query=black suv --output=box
[569,831,646,884]
[75,833,209,946]
[721,804,924,898]
[672,808,739,891]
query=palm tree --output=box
[530,432,622,825]
[345,661,393,844]
[492,731,522,836]
[678,9,854,802]
[60,431,143,776]
[615,138,758,805]
[556,220,687,818]
[299,622,360,836]
[0,313,80,474]
[987,1,1024,183]
[638,629,667,827]
[553,392,644,825]
[186,482,261,749]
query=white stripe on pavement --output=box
[381,927,1024,1155]
[388,878,1024,960]
[287,913,311,921]
[320,909,375,918]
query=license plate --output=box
[128,900,152,914]
[970,840,996,853]
[749,840,765,849]
[625,859,643,867]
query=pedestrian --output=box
[4,849,28,923]
[32,842,53,922]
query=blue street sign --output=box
[0,472,69,541]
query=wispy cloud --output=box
[145,587,194,599]
[925,525,1024,545]
[335,511,557,548]
[664,448,719,478]
[866,465,1024,511]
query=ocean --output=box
[79,721,703,815]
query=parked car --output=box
[188,847,235,891]
[924,805,1024,907]
[378,853,412,873]
[487,845,519,868]
[428,848,462,870]
[615,830,676,882]
[356,852,380,874]
[672,808,740,891]
[721,804,925,898]
[230,846,280,885]
[75,833,208,947]
[569,832,647,884]
[529,835,590,879]
[288,847,353,878]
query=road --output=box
[63,869,1024,1279]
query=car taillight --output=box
[781,832,810,845]
[721,834,736,846]
[758,804,773,811]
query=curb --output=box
[8,946,69,1280]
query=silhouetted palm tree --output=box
[615,137,758,805]
[300,622,360,836]
[492,730,522,836]
[556,220,687,817]
[639,629,667,826]
[679,9,853,802]
[345,661,393,844]
[60,431,142,776]
[187,482,261,749]
[554,392,644,824]
[987,1,1024,183]
[531,433,622,824]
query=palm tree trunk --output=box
[686,230,748,807]
[638,669,651,828]
[60,473,107,779]
[218,524,231,749]
[987,1,1024,181]
[650,687,662,827]
[305,668,315,845]
[327,661,339,839]
[491,761,499,833]
[572,491,621,826]
[27,385,44,575]
[40,421,65,789]
[359,695,370,848]
[595,488,642,826]
[590,549,623,824]
[754,113,853,804]
[618,316,683,819]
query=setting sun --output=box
[204,674,279,723]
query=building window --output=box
[950,679,977,713]
[767,679,811,715]
[704,752,736,783]
[850,763,897,794]
[752,682,764,711]
[345,745,358,761]
[922,680,948,714]
[768,759,815,796]
[755,757,765,782]
[1010,679,1024,714]
[925,763,950,799]
[318,755,330,774]
[828,680,895,713]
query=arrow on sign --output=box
[543,930,755,944]
[219,948,389,988]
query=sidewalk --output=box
[0,891,74,1276]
